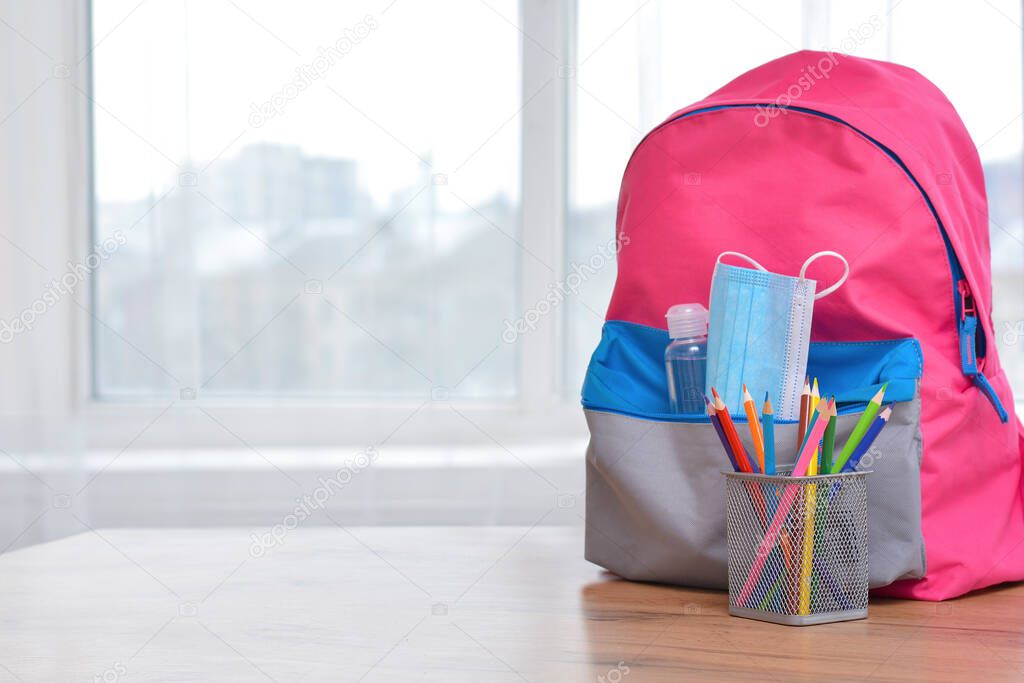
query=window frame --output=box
[71,0,584,449]
[68,0,1024,450]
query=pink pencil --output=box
[736,401,830,607]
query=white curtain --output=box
[0,1,85,433]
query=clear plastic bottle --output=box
[665,303,709,414]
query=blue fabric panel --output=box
[582,320,922,423]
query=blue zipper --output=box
[661,104,1009,422]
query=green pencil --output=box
[831,384,886,473]
[821,395,837,473]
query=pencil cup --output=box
[724,470,870,626]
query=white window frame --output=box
[39,0,584,450]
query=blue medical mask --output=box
[705,251,848,420]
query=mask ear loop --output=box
[800,251,850,300]
[717,251,768,271]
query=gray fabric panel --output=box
[584,394,925,589]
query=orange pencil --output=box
[796,377,810,456]
[742,384,765,473]
[711,388,756,474]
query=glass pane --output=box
[91,0,520,399]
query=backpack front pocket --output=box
[583,322,926,589]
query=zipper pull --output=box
[958,279,978,369]
[956,279,1008,422]
[958,279,975,321]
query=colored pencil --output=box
[798,497,817,614]
[808,379,821,476]
[761,393,775,476]
[796,378,810,455]
[798,397,831,466]
[737,401,830,607]
[831,384,887,473]
[712,389,770,534]
[761,541,854,612]
[798,396,829,615]
[760,393,778,567]
[712,388,759,474]
[711,393,769,529]
[762,445,856,615]
[743,384,765,473]
[841,405,892,472]
[821,395,837,473]
[706,396,739,472]
[780,525,795,573]
[795,402,821,457]
[762,406,852,617]
[762,392,785,601]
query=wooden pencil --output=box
[736,401,829,608]
[841,405,892,472]
[797,377,810,456]
[706,396,739,472]
[831,384,887,473]
[712,388,757,474]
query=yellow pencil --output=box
[742,384,765,473]
[798,397,832,615]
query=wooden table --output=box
[1,526,1022,682]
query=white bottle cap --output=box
[665,303,708,339]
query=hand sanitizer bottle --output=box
[665,303,709,414]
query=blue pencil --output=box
[762,392,775,475]
[841,405,893,473]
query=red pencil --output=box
[711,389,769,527]
[705,396,739,472]
[711,388,755,474]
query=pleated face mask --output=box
[705,251,848,420]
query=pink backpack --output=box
[582,51,1024,600]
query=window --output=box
[87,0,1024,429]
[91,0,520,400]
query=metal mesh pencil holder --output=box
[724,470,870,626]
